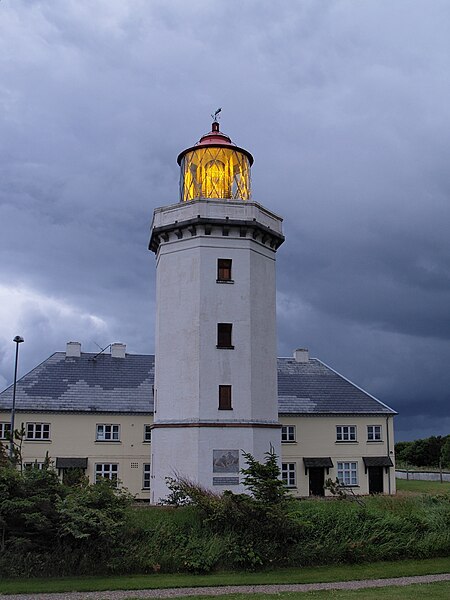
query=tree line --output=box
[395,434,450,468]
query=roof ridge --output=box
[0,351,61,396]
[314,358,397,414]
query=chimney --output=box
[294,348,309,363]
[111,343,126,359]
[66,341,81,358]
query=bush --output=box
[159,451,304,570]
[2,451,450,577]
[0,464,132,577]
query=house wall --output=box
[1,412,396,499]
[280,415,396,496]
[2,412,152,500]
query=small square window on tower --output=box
[217,259,232,282]
[219,385,232,410]
[217,323,233,348]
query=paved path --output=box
[2,573,450,599]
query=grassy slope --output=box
[1,558,449,595]
[396,478,450,494]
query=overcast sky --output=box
[1,0,449,442]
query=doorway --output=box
[309,467,325,496]
[368,466,384,494]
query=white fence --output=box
[396,469,450,482]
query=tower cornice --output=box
[149,199,285,254]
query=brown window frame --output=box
[217,323,233,349]
[219,385,232,410]
[217,259,233,282]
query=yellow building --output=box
[0,342,396,500]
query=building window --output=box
[95,463,118,486]
[143,463,151,489]
[219,385,232,410]
[144,424,152,442]
[282,463,296,488]
[367,425,382,441]
[217,323,233,348]
[336,425,356,442]
[24,461,45,470]
[96,424,120,442]
[281,425,296,443]
[0,422,11,440]
[26,423,50,440]
[217,259,232,282]
[337,462,358,486]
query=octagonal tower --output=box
[149,119,284,503]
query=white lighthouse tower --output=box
[149,117,284,503]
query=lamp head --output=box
[13,336,24,344]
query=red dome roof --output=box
[177,121,254,166]
[197,121,233,146]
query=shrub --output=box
[0,464,132,577]
[159,451,304,569]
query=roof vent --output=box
[111,343,126,359]
[66,342,81,358]
[294,348,309,363]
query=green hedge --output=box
[1,463,450,577]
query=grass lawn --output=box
[124,581,450,600]
[396,478,450,494]
[1,558,449,595]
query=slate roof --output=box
[0,352,154,414]
[0,353,395,416]
[277,357,396,415]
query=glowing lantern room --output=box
[177,121,253,202]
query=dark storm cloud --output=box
[1,0,449,439]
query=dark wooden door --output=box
[368,466,384,494]
[309,467,325,496]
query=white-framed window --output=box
[143,463,151,489]
[367,425,382,441]
[281,425,296,443]
[337,461,358,486]
[26,422,50,440]
[24,461,45,470]
[0,422,11,440]
[282,462,296,487]
[96,424,120,441]
[336,425,356,442]
[144,424,152,443]
[95,463,118,485]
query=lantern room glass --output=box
[179,146,251,201]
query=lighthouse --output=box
[149,117,285,503]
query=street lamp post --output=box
[10,336,24,459]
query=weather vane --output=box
[211,107,222,122]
